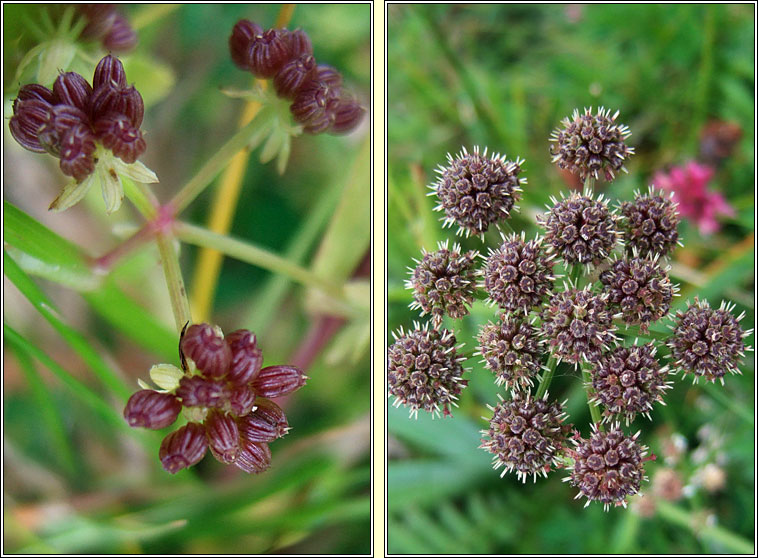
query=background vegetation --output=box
[387,4,754,554]
[4,4,370,554]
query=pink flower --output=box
[652,161,735,235]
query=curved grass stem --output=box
[155,231,191,331]
[535,355,557,399]
[581,363,603,428]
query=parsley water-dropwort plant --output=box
[4,4,369,554]
[388,105,752,510]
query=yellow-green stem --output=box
[582,364,603,428]
[155,231,191,331]
[535,355,557,399]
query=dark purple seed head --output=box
[432,146,525,238]
[480,392,571,482]
[89,84,144,128]
[314,64,343,88]
[550,107,634,182]
[237,410,279,443]
[225,329,263,385]
[94,113,146,164]
[229,19,263,69]
[329,96,366,134]
[9,99,53,152]
[205,409,240,464]
[477,314,542,391]
[123,389,181,430]
[569,424,648,510]
[251,365,307,398]
[252,398,289,438]
[286,28,313,58]
[52,72,93,112]
[37,104,90,157]
[620,188,680,259]
[227,384,257,417]
[58,123,97,181]
[234,438,272,474]
[176,375,230,408]
[103,13,138,52]
[179,323,232,379]
[388,323,468,418]
[406,241,478,327]
[290,79,341,131]
[248,28,291,78]
[78,3,118,39]
[159,423,208,474]
[93,54,127,89]
[14,84,56,111]
[273,54,317,99]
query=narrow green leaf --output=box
[4,201,99,290]
[388,459,489,511]
[4,252,131,399]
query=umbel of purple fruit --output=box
[124,323,307,474]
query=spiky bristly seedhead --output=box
[430,146,525,239]
[480,232,556,314]
[480,392,571,483]
[589,343,672,424]
[567,423,648,510]
[620,187,680,259]
[477,314,542,391]
[387,323,468,418]
[538,190,621,266]
[599,253,676,333]
[406,240,478,327]
[668,298,752,384]
[549,106,634,182]
[540,286,617,365]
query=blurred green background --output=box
[4,3,370,554]
[387,4,754,554]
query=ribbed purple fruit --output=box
[273,54,317,99]
[229,19,264,70]
[251,365,307,398]
[175,375,230,408]
[159,423,208,474]
[179,323,232,379]
[58,123,98,181]
[234,437,272,473]
[9,99,52,152]
[93,54,127,89]
[52,72,93,112]
[94,113,146,164]
[248,28,292,78]
[225,329,263,385]
[123,389,181,430]
[205,409,240,464]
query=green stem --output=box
[570,263,583,288]
[535,355,557,399]
[174,221,346,303]
[581,363,603,428]
[584,176,595,194]
[122,176,159,220]
[155,232,192,331]
[170,111,270,214]
[655,500,754,554]
[615,324,671,341]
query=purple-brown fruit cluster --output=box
[124,323,306,474]
[620,188,680,259]
[599,255,675,333]
[387,323,467,418]
[431,146,525,238]
[668,299,752,384]
[77,4,137,52]
[480,392,571,482]
[477,314,542,391]
[538,191,621,266]
[589,343,671,424]
[9,55,146,181]
[540,286,617,365]
[550,106,634,182]
[481,233,556,314]
[406,241,478,327]
[568,424,648,510]
[229,20,364,134]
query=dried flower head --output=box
[620,187,680,259]
[567,423,649,510]
[550,106,634,182]
[599,254,676,332]
[387,323,468,418]
[430,146,525,238]
[668,299,752,384]
[538,190,621,266]
[480,392,571,482]
[589,343,672,424]
[540,286,617,365]
[477,314,542,390]
[406,240,478,327]
[480,232,556,313]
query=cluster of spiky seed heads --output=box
[229,20,364,134]
[9,55,146,181]
[430,146,524,238]
[549,106,634,182]
[124,323,306,474]
[390,106,751,511]
[406,241,478,327]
